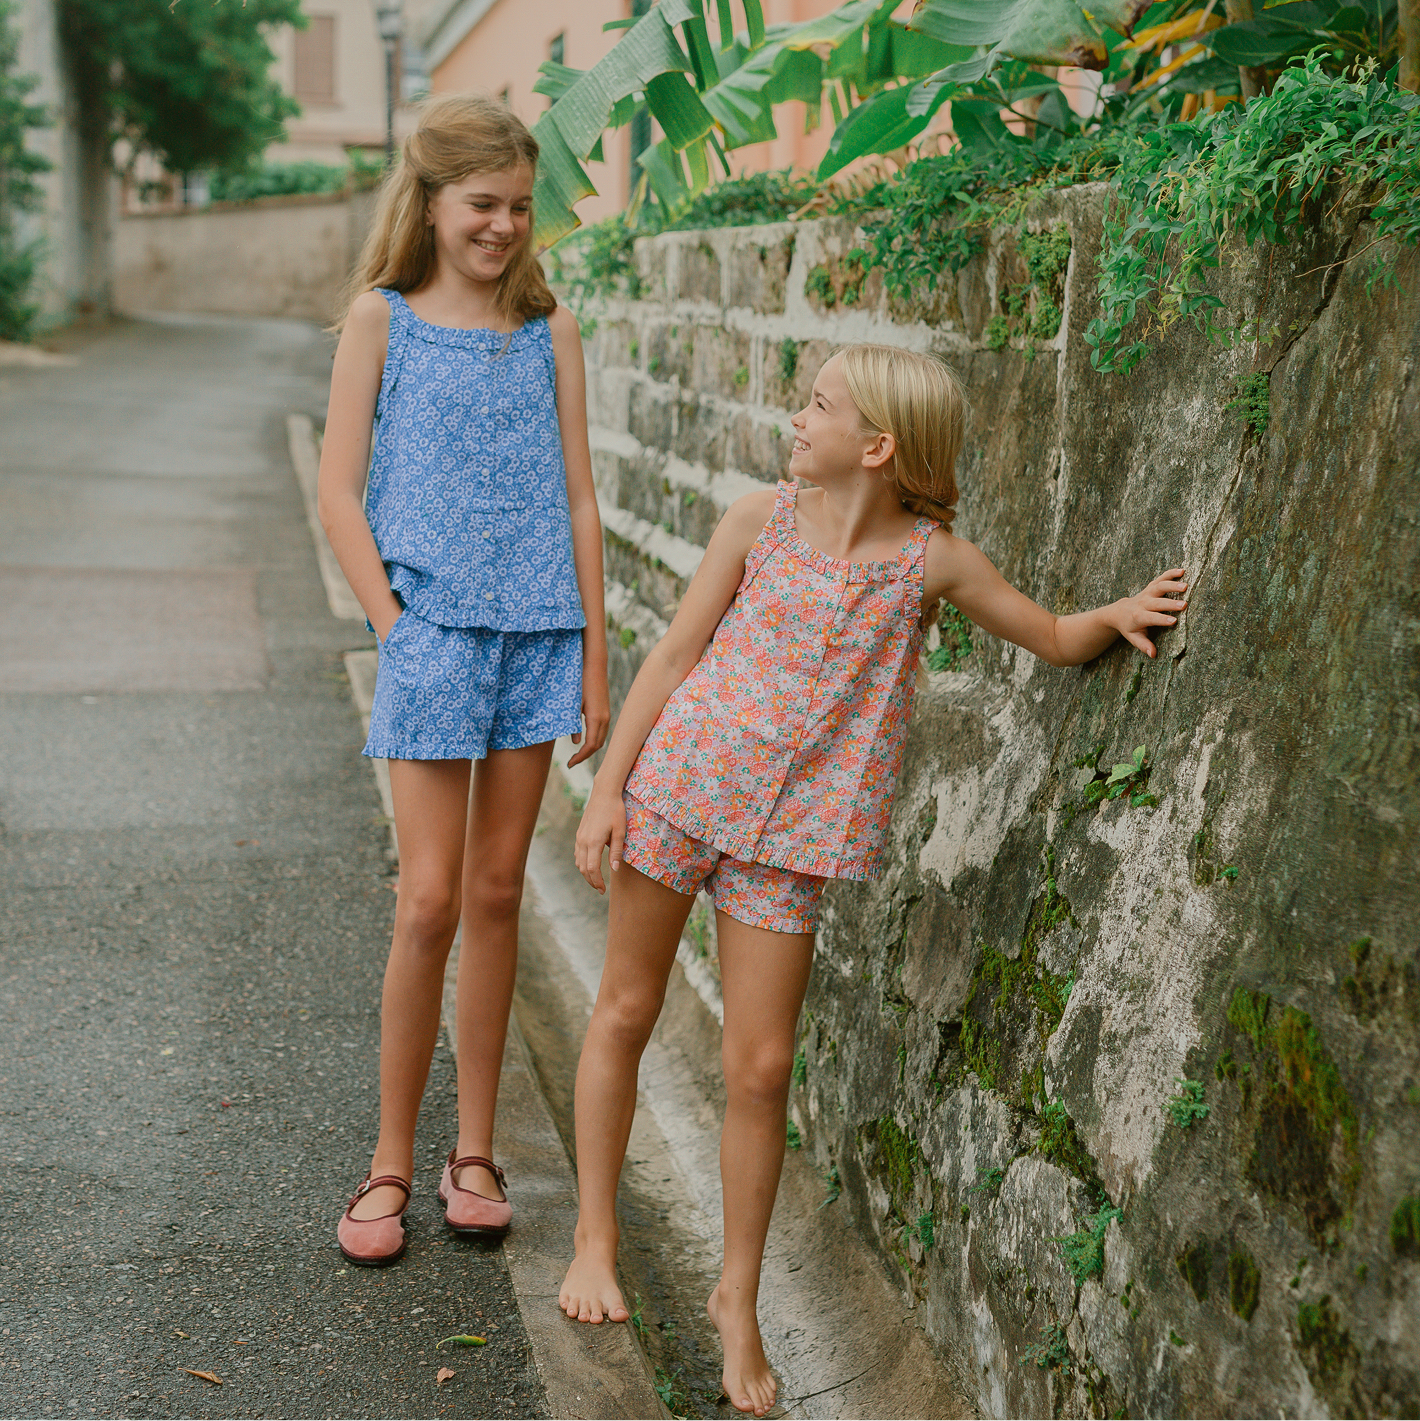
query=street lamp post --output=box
[374,1,403,169]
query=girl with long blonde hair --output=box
[319,93,608,1265]
[560,343,1187,1415]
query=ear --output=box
[862,430,895,471]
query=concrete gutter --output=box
[288,412,665,1418]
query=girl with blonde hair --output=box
[318,93,608,1264]
[560,343,1187,1415]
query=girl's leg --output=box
[710,912,816,1417]
[451,740,556,1199]
[559,864,695,1322]
[350,757,472,1221]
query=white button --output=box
[482,529,491,539]
[485,592,495,602]
[481,406,489,415]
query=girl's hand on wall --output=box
[1107,568,1189,657]
[567,677,611,769]
[575,789,626,894]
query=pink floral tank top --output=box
[624,481,937,880]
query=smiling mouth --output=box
[473,239,510,253]
[791,438,809,453]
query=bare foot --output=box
[707,1284,777,1417]
[558,1245,630,1324]
[347,1179,410,1222]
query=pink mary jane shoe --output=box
[337,1173,412,1266]
[438,1151,512,1238]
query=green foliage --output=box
[1295,1295,1358,1399]
[531,1,938,246]
[1165,1078,1210,1129]
[0,0,49,341]
[653,1364,692,1417]
[869,1115,922,1207]
[1022,1322,1072,1375]
[1390,1193,1420,1257]
[927,601,975,672]
[786,1120,803,1149]
[1225,372,1271,435]
[778,336,800,384]
[805,262,836,306]
[792,1049,807,1087]
[1086,56,1420,374]
[60,0,303,176]
[971,1164,1006,1197]
[909,1210,935,1250]
[1057,1203,1124,1286]
[1037,1099,1103,1198]
[1229,1248,1261,1320]
[1224,987,1363,1243]
[548,169,815,310]
[209,161,353,204]
[984,313,1011,350]
[820,1164,842,1208]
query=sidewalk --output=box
[0,315,547,1419]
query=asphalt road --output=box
[0,315,546,1420]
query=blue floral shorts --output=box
[364,611,583,761]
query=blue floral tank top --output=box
[363,289,586,631]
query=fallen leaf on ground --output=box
[436,1335,486,1348]
[172,1330,189,1338]
[182,1369,222,1385]
[436,1367,455,1385]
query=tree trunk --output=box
[1224,0,1267,101]
[56,0,114,318]
[1401,0,1420,94]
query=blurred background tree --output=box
[58,0,304,178]
[0,0,49,340]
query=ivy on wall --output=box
[0,0,50,341]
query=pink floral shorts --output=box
[621,795,826,934]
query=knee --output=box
[593,986,664,1056]
[463,868,524,924]
[724,1044,795,1107]
[397,880,461,951]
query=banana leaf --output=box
[909,0,1151,67]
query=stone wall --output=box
[115,190,375,324]
[576,190,1420,1417]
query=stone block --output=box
[643,318,694,386]
[761,335,834,414]
[726,230,795,313]
[626,378,674,454]
[633,237,669,305]
[676,236,723,304]
[671,396,728,472]
[728,411,790,484]
[690,324,754,403]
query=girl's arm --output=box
[924,531,1188,667]
[548,306,610,769]
[316,291,403,640]
[575,487,778,891]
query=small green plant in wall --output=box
[927,602,975,672]
[1022,1322,1072,1375]
[1056,1202,1124,1285]
[1225,373,1270,436]
[1165,1078,1209,1129]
